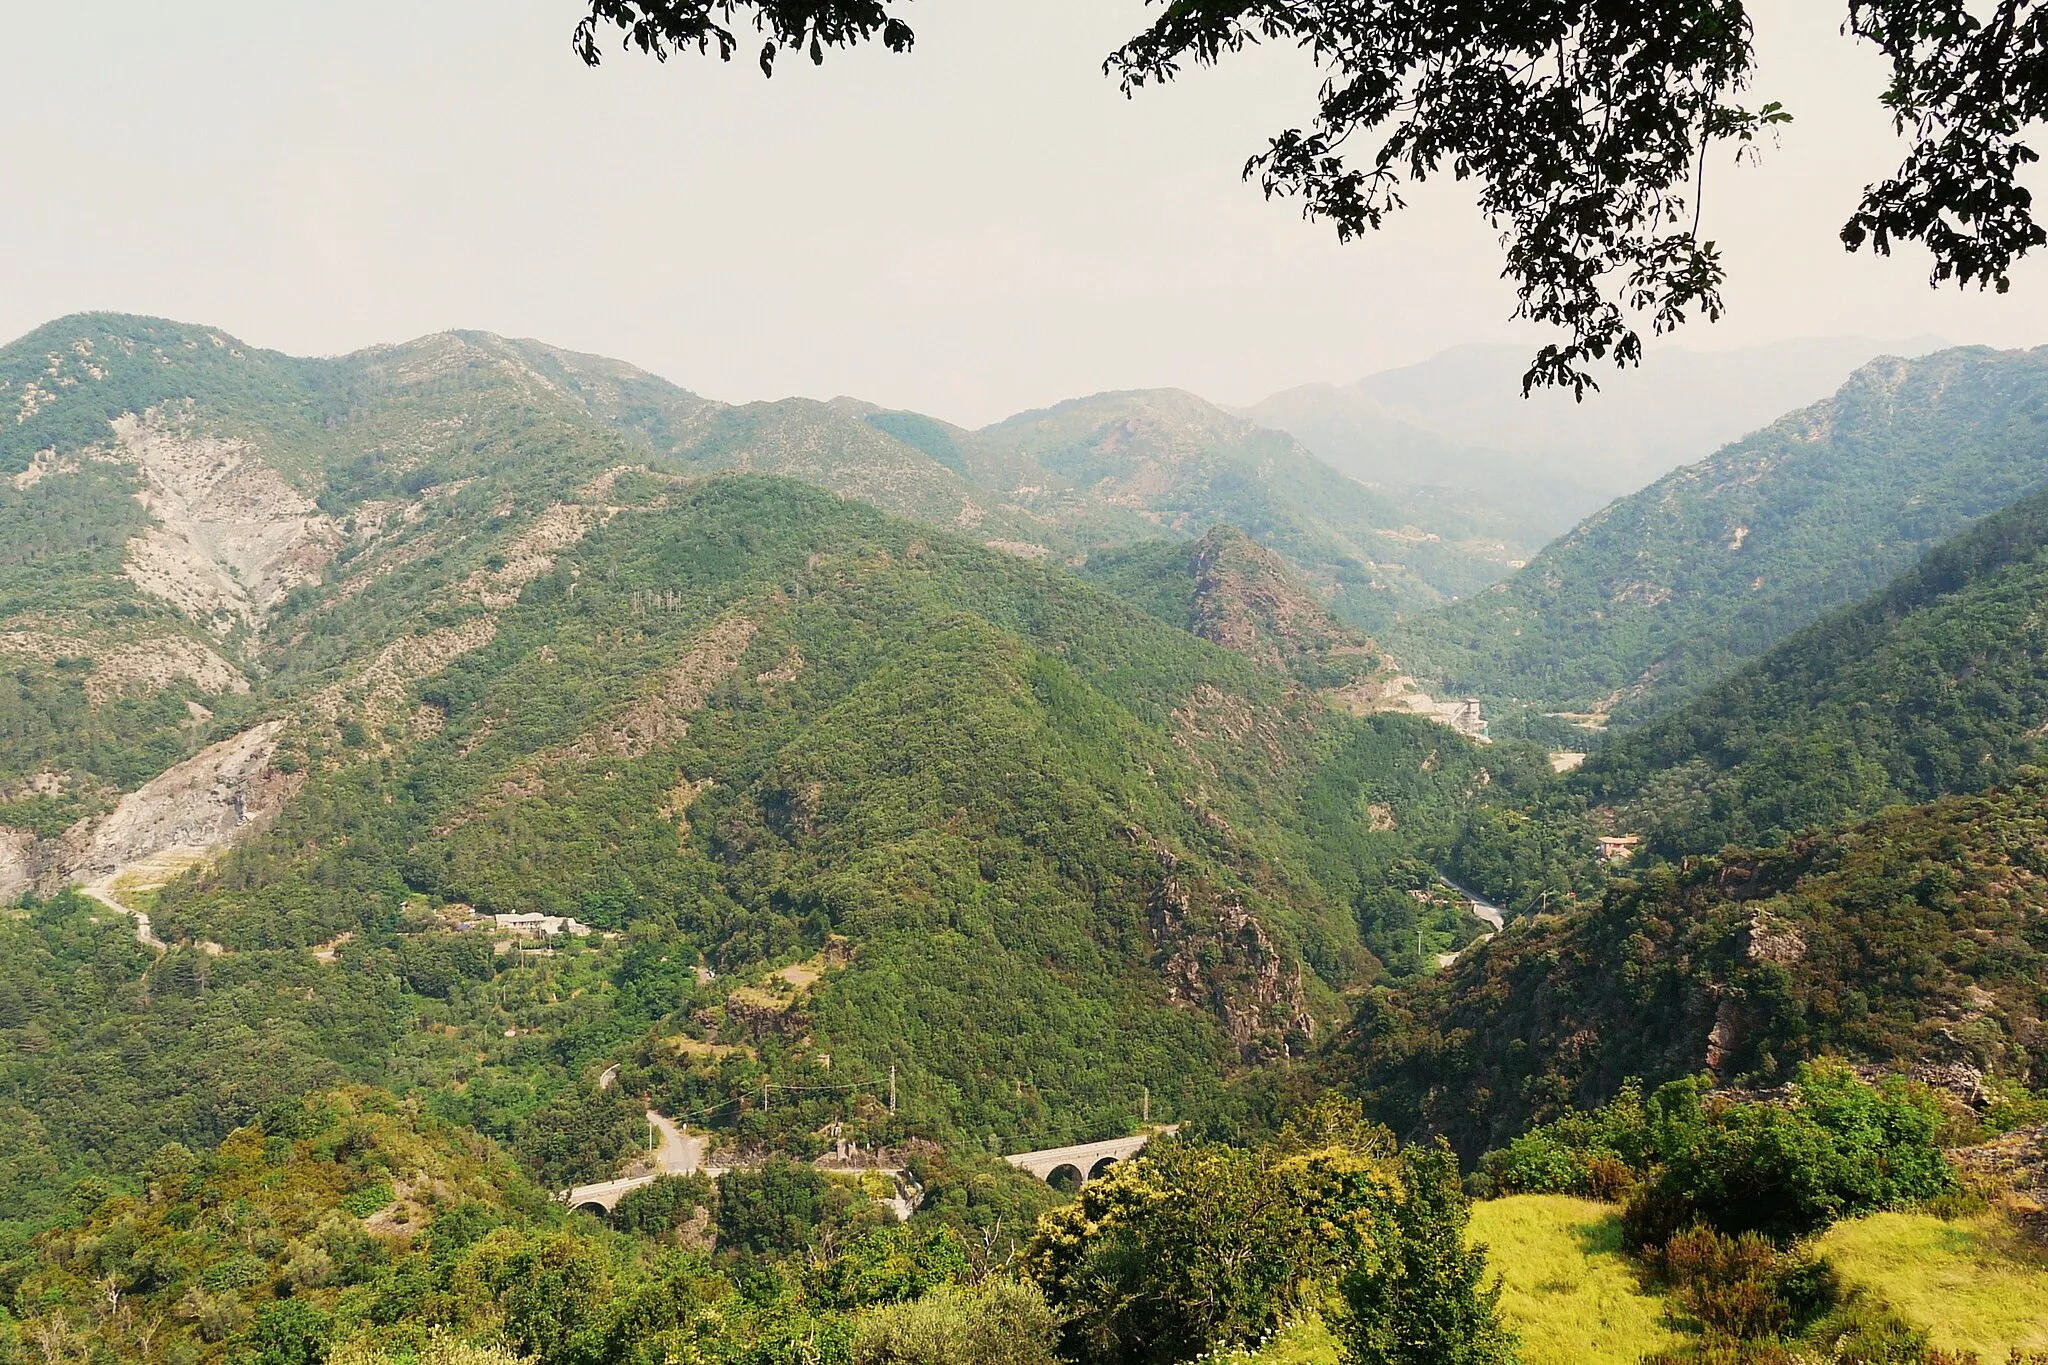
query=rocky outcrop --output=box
[0,630,247,703]
[304,617,500,737]
[435,614,756,835]
[0,828,32,904]
[589,614,758,759]
[1183,526,1390,688]
[461,503,604,607]
[65,720,299,886]
[1132,828,1316,1062]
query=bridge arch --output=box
[1001,1128,1176,1188]
[573,1200,612,1218]
[1047,1164,1084,1192]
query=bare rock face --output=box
[1742,910,1807,965]
[0,828,32,904]
[1133,827,1317,1061]
[64,720,300,886]
[113,409,340,629]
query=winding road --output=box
[1432,877,1505,967]
[81,880,167,953]
[1444,878,1506,932]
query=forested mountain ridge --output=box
[1386,345,2048,726]
[0,314,1615,1211]
[963,389,1522,626]
[0,312,1518,862]
[1583,481,2048,855]
[450,339,1526,626]
[1340,771,2048,1155]
[1080,525,1393,695]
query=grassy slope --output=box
[1389,346,2048,722]
[1233,1196,1684,1365]
[1817,1210,2048,1358]
[1469,1195,1685,1365]
[1465,1197,2048,1365]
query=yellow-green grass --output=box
[1468,1194,1688,1365]
[1233,1314,1341,1365]
[1817,1209,2048,1359]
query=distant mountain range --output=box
[1244,335,1947,506]
[1382,345,2048,726]
[482,347,1529,631]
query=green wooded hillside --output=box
[1583,481,2048,855]
[1339,773,2048,1153]
[0,312,1607,1184]
[1388,346,2048,725]
[0,313,1524,844]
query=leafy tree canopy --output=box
[571,0,2047,395]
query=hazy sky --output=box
[3,1,2043,425]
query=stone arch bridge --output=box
[1003,1129,1172,1188]
[567,1123,1171,1213]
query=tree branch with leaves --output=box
[572,0,2046,394]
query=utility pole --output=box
[1141,1086,1150,1124]
[888,1064,896,1116]
[762,1079,769,1114]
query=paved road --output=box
[1441,877,1505,932]
[648,1110,704,1175]
[564,1113,723,1210]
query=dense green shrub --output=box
[511,1084,643,1190]
[1477,1063,1954,1246]
[1630,1065,1954,1244]
[1025,1100,1514,1365]
[1342,1141,1520,1365]
[1025,1117,1383,1364]
[1656,1226,1838,1341]
[610,1173,714,1238]
[814,1225,971,1309]
[1477,1080,1651,1199]
[901,1149,1064,1264]
[245,1299,335,1365]
[717,1158,887,1258]
[852,1278,1062,1365]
